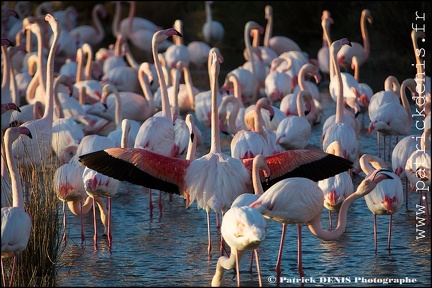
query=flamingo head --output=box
[326,190,340,206]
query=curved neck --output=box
[252,157,266,196]
[360,10,371,61]
[384,75,400,94]
[82,44,94,80]
[76,47,84,83]
[352,56,360,81]
[5,131,25,208]
[112,1,122,38]
[326,141,344,157]
[1,46,11,94]
[400,79,414,128]
[127,1,136,36]
[186,115,198,160]
[211,250,240,287]
[306,189,362,240]
[359,154,387,175]
[179,62,196,110]
[91,5,106,45]
[138,63,155,118]
[67,196,94,215]
[244,21,257,101]
[123,42,139,69]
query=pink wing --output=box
[79,147,191,196]
[242,149,353,190]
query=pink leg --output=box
[405,177,410,211]
[297,225,304,279]
[254,249,262,287]
[207,209,212,257]
[373,214,377,252]
[235,249,241,287]
[387,214,392,251]
[1,258,7,287]
[328,210,333,230]
[216,211,221,229]
[80,202,85,243]
[376,133,381,158]
[8,255,17,287]
[62,201,67,243]
[424,192,431,226]
[158,190,163,216]
[107,197,112,248]
[148,188,153,217]
[276,223,287,286]
[93,198,98,251]
[248,251,254,273]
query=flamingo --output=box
[317,11,333,78]
[211,206,266,287]
[202,1,224,45]
[249,168,394,285]
[276,90,313,150]
[337,9,373,68]
[1,126,33,288]
[322,38,360,167]
[368,78,415,161]
[318,141,354,230]
[359,154,403,251]
[69,4,107,47]
[164,19,190,69]
[53,163,94,243]
[12,14,60,170]
[404,127,431,225]
[262,5,301,55]
[391,134,421,210]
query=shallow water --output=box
[56,86,431,287]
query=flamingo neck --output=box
[331,44,344,124]
[1,46,11,94]
[153,36,170,119]
[92,5,105,45]
[138,65,155,118]
[121,119,131,148]
[113,90,122,127]
[126,1,136,36]
[42,19,60,123]
[181,64,196,110]
[83,44,94,80]
[112,1,121,38]
[5,131,25,208]
[252,160,265,196]
[67,196,94,215]
[263,6,272,47]
[244,22,257,101]
[400,79,414,131]
[211,250,241,287]
[306,190,362,240]
[210,65,221,154]
[205,2,212,24]
[226,96,241,135]
[360,11,371,61]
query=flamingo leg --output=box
[93,198,98,251]
[206,208,212,257]
[2,258,7,287]
[248,250,254,274]
[8,255,17,287]
[148,188,153,217]
[373,214,377,252]
[276,223,287,286]
[62,201,67,244]
[80,201,85,243]
[254,249,262,287]
[328,210,333,230]
[108,197,112,248]
[158,190,163,216]
[376,132,380,158]
[297,225,304,280]
[424,192,431,226]
[387,214,392,251]
[405,177,410,212]
[235,249,240,287]
[216,211,221,229]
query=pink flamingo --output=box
[317,11,333,78]
[262,5,301,55]
[359,154,403,251]
[276,90,313,150]
[69,4,107,47]
[53,163,94,243]
[202,1,224,44]
[322,38,360,167]
[318,140,354,230]
[337,9,372,68]
[250,168,393,286]
[12,14,60,170]
[1,126,33,287]
[368,78,415,161]
[79,53,354,256]
[211,206,266,287]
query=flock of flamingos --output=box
[1,1,431,287]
